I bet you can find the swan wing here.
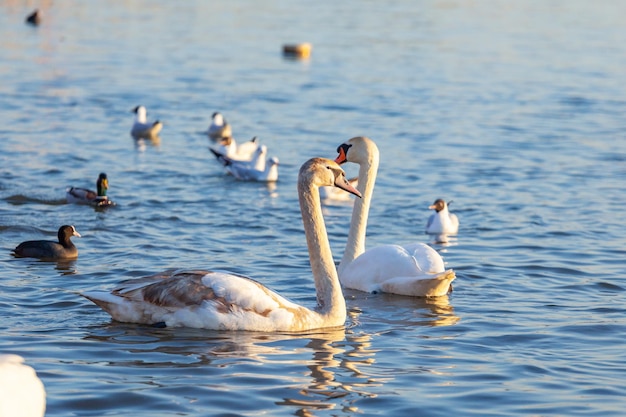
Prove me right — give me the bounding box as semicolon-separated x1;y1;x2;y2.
340;244;447;293
340;245;422;291
379;269;455;297
402;242;446;273
82;269;308;331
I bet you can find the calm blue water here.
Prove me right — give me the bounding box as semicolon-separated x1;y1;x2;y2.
1;1;625;415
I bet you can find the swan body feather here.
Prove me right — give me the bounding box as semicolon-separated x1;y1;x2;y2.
0;354;46;417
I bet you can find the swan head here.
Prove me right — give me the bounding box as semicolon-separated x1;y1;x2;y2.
429;199;449;213
268;156;279;166
334;136;378;165
299;158;361;198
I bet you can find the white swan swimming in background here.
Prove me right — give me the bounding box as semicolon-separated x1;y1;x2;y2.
334;136;455;297
130;105;163;139
82;158;361;331
66;172;115;207
0;354;46;417
426;199;459;235
207;112;232;141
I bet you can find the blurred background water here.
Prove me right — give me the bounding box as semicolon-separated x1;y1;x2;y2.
1;0;625;415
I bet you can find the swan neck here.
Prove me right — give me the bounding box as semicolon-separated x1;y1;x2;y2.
338;154;378;274
298;180;346;320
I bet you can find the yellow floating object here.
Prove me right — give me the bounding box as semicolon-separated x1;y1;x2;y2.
282;43;312;59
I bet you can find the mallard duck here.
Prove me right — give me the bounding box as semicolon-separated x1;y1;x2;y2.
66;173;115;207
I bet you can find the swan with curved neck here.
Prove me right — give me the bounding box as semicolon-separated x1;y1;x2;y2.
82;158;360;331
334;136;455;297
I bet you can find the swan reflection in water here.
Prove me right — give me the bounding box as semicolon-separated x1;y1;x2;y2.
81;295;457;415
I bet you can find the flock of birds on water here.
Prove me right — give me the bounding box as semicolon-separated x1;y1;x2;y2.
5;109;461;415
4;10;462;415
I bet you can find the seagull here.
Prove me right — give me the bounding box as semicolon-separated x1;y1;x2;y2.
426;199;459;235
210;136;260;162
130;105;163;139
219;147;279;182
207;112;232;141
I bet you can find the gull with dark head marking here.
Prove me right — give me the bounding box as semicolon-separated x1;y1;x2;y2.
426;199;459;235
130;105;162;139
207;112;232;141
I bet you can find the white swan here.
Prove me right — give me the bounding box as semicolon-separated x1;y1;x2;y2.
334;136;455;297
130;105;163;139
207;112;232;141
66;172;115;207
426;199;459;235
0;354;46;417
82;158;361;331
